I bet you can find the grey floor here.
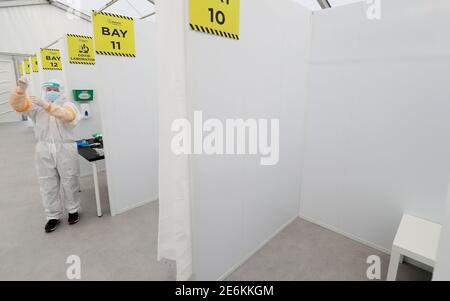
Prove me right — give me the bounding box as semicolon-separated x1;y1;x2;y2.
226;218;431;281
0;122;175;280
0;122;431;281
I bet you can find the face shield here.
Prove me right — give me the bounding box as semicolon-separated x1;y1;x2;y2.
42;81;62;103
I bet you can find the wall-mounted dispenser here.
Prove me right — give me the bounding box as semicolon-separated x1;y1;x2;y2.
73;89;94;120
80;103;91;119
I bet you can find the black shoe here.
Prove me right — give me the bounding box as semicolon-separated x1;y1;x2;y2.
45;219;60;233
68;212;80;225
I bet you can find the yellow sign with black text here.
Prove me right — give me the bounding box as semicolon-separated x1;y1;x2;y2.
93;11;136;57
189;0;240;40
24;59;30;74
31;55;39;72
40;49;62;70
67;34;95;65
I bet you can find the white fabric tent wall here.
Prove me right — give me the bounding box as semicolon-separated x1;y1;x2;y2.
55;0;155;19
293;0;366;11
300;0;450;252
0;4;90;54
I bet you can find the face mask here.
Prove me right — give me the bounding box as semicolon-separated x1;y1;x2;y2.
46;91;60;102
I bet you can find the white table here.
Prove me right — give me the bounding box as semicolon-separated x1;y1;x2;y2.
387;214;441;281
78;146;105;217
91;162;103;217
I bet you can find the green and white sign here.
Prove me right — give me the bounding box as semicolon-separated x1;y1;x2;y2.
73;89;94;102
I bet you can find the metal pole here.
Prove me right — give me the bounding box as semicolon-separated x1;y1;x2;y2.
317;0;331;9
98;0;120;12
140;0;156;19
43;37;63;50
140;12;155;20
0;52;32;57
48;0;91;22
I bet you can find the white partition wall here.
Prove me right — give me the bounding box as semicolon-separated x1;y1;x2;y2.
158;0;450;281
95;20;158;216
60;34;102;141
60;34;104;177
300;0;450;251
185;0;312;280
434;182;450;281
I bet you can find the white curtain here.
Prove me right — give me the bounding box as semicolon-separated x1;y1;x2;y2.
156;0;193;281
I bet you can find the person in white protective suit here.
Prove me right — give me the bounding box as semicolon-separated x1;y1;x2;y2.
10;76;82;233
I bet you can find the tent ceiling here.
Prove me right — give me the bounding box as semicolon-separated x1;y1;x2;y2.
0;0;48;8
0;0;369;14
55;0;155;18
293;0;366;11
0;0;155;19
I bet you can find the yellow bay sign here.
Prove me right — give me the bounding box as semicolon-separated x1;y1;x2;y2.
40;49;62;70
24;59;30;74
31;55;39;73
93;11;136;57
189;0;240;40
67;34;95;65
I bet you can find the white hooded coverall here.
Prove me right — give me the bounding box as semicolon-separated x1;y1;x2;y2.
10;81;82;220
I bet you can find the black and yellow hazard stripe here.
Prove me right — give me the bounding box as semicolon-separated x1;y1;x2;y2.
95;50;136;58
69;61;96;65
41;48;60;52
189;23;239;40
69;56;95;65
67;34;93;40
42;67;63;70
93;11;134;21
